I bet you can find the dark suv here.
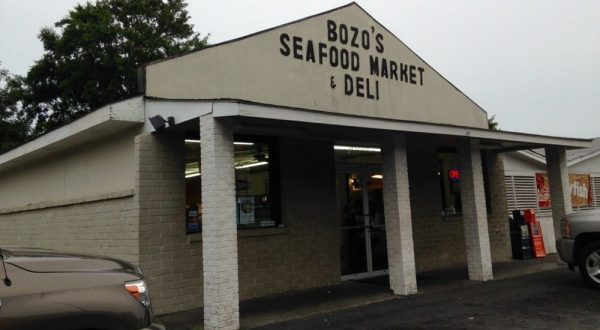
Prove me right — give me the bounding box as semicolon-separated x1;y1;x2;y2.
0;247;164;330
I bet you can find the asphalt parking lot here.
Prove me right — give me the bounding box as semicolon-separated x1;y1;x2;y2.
257;268;600;329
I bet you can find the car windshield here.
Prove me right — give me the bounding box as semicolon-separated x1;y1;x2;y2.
0;247;10;259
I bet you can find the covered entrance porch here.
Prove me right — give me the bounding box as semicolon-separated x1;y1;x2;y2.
144;99;588;328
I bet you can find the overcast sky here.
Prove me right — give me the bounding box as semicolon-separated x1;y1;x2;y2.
1;0;598;138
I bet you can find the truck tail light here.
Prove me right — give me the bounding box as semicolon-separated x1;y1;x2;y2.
125;279;152;312
561;218;571;239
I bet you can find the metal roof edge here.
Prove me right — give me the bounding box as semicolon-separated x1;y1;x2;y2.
568;149;600;167
515;150;547;165
229;102;592;149
0;97;145;170
468;129;591;148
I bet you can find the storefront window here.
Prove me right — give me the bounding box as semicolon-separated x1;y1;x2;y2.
438;149;462;216
185;139;202;234
184;136;281;234
234;138;281;229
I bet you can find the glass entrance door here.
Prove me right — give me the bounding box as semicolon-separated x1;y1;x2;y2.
338;167;388;279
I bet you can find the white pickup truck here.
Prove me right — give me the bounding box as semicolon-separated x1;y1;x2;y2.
556;209;600;289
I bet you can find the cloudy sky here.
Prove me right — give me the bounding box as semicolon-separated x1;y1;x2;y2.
1;0;598;138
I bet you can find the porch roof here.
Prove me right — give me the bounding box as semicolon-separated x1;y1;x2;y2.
208;101;592;151
0;98;591;174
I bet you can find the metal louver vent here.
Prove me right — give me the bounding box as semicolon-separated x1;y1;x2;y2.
504;175;537;216
505;175;600;217
593;176;600;208
573;176;597;212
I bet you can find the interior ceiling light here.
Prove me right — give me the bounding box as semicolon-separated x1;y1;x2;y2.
185;172;201;178
235;161;268;169
371;174;383;179
184;139;254;146
334;145;381;152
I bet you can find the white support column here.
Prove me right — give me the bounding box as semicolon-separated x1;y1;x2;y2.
200;114;239;330
545;146;572;242
458;138;493;281
382;133;417;295
485;151;512;261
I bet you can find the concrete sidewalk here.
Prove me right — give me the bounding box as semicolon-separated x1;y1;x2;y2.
156;255;561;329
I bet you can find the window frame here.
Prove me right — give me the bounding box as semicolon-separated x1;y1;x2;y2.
184;134;283;234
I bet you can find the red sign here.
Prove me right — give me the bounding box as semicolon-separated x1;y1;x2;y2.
535;173;551;208
449;168;460;182
535;173;592;208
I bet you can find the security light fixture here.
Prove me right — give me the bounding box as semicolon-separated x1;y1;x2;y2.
149;115;175;130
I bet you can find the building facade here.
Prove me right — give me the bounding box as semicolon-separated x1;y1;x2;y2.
0;4;592;329
504;139;600;252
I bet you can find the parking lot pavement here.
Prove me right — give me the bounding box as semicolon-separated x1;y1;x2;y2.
256;268;600;329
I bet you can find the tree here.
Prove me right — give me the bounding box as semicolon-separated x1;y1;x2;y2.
22;0;207;135
488;114;499;131
0;65;32;152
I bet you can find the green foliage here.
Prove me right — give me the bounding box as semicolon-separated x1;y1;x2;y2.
488;114;499;131
0;66;32;153
21;0;207;135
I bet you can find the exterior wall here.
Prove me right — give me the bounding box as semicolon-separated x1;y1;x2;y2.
407;143;511;271
0;127;141;262
1;120;556;316
0;127;140;209
538;216;557;253
570;156;600;173
135;134;339;314
503;152;545;175
503;151;600;254
145;4;488;129
407;142;467;271
503;152;555;253
134;132;202;316
0;196;139;262
238;138;340;299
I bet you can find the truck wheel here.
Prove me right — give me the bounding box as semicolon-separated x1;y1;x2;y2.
578;241;600;289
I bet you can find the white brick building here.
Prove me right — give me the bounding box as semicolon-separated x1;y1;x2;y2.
0;4;592;329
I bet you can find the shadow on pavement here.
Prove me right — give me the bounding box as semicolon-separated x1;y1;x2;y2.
157;255;562;329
